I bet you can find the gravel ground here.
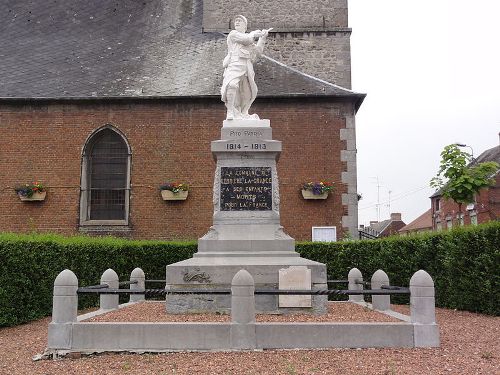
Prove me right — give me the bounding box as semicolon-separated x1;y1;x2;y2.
0;303;498;375
87;301;401;323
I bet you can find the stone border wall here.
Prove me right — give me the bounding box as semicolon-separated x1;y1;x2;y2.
46;268;439;354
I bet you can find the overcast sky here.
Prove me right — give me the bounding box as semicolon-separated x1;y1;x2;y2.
348;0;500;226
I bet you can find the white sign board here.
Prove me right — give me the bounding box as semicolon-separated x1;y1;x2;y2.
312;226;337;242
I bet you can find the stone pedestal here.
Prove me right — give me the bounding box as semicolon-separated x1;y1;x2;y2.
166;119;327;314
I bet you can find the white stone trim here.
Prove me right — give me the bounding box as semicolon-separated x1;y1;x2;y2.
340;113;358;238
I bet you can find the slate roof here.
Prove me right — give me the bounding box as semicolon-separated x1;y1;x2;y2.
430;144;500;198
0;0;364;107
365;215;406;237
368;219;391;235
475;144;500;165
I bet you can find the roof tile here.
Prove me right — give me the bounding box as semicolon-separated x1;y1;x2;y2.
0;0;364;104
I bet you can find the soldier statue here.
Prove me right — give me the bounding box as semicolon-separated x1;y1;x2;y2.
221;15;272;120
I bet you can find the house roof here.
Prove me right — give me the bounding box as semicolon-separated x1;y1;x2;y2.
0;0;365;108
368;219;392;234
475;144;500;164
430;144;500;198
398;208;432;233
366;214;406;237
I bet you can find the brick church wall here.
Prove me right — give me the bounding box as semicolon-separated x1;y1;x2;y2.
0;98;353;240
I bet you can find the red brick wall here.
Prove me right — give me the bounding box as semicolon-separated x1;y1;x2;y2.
430;173;500;230
0;98;352;240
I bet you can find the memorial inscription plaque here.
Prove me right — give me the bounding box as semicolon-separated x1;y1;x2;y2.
220;167;272;211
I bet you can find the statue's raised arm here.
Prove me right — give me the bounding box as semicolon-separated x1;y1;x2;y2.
221;15;271;120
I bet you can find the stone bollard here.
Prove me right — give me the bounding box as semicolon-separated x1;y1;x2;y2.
230;269;256;349
348;268;364;303
410;270;440;347
371;269;390;311
100;268;119;310
48;269;78;349
129;267;145;303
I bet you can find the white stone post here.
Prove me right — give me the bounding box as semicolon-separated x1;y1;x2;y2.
48;269;78;349
410;270;440;347
100;268;119;310
371;269;390;311
129;267;145;303
230;269;256;349
348;268;364;302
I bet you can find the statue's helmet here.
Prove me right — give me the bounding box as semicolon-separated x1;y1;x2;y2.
234;15;248;29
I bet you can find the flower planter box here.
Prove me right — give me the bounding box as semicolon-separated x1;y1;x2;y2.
161;190;188;201
301;190;328;200
18;191;46;201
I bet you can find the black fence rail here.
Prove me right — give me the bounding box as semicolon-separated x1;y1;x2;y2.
78;276;408;299
119;280;138;286
77;286;410;298
358;228;380;240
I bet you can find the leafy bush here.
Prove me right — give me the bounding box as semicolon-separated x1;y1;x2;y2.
0;222;498;326
297;222;499;314
0;233;196;326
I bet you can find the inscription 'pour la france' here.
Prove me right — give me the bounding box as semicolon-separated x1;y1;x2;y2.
220;167;272;211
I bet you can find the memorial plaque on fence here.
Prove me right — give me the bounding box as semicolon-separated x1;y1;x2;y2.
220;167;272;211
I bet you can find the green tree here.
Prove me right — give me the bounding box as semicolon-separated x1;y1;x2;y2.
430;144;499;213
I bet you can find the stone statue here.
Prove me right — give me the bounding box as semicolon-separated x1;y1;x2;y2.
221;15;272;120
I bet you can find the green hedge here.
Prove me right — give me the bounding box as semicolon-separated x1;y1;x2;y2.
1;222;498;326
297;222;500;315
0;234;196;326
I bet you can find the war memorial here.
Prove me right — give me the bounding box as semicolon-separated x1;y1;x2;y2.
165;15;327;314
45;16;439;355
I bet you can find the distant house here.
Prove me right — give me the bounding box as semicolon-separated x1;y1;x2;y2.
430;142;500;231
398;209;432;235
359;213;406;239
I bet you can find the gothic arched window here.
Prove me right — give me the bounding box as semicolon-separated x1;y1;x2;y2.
80;126;131;226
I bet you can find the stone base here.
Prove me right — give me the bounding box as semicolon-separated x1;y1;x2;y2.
165;256;327;314
198;224;296;254
165;117;328;314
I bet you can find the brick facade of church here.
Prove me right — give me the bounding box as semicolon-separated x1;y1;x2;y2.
0;97;353;240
